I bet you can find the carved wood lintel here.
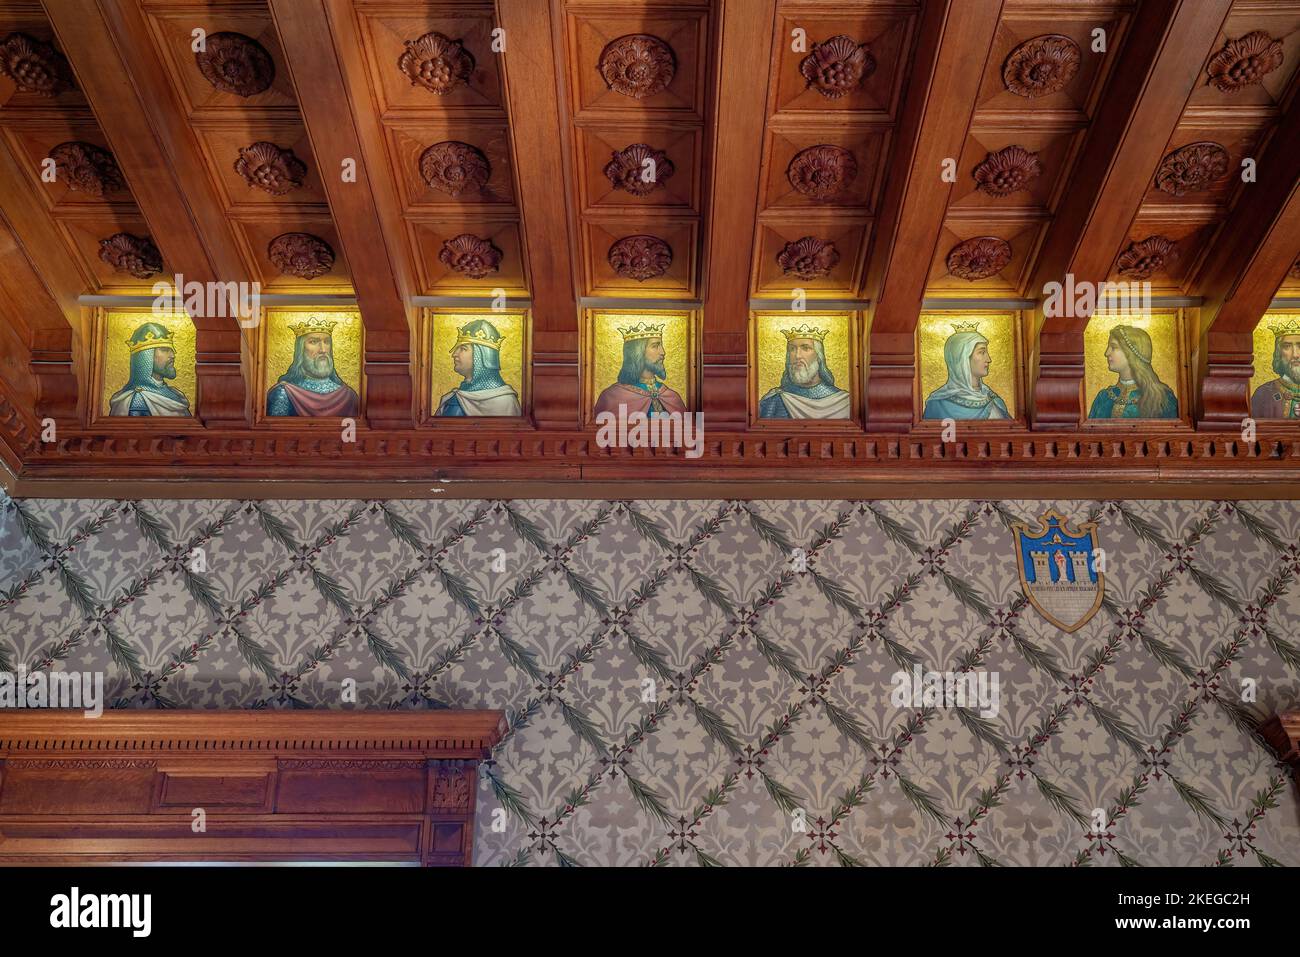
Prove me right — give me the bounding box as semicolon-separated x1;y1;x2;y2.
1030;335;1086;430
864;332;917;432
1198;329;1255;431
530;329;580;430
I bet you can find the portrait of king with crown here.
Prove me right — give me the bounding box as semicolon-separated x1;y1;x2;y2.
593;320;687;419
1250;318;1300;420
757;322;851;419
265;315;360;417
922;320;1012;421
107;321;192;417
435;318;522;416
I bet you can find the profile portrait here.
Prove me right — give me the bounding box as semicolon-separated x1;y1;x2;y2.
429;312;524;417
754;314;852;420
590;311;691;419
100;311;195;418
920;320;1013;421
1249;316;1300;420
263;311;362;418
1085;321;1179;420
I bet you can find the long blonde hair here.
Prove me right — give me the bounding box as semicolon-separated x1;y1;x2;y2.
1109;325;1167;418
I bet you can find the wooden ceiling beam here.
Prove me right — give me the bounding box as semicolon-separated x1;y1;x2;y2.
496;0;581;429
1028;0;1233;429
1197;104;1300;429
43;0;250;427
862;0;1004;432
269;0;415;430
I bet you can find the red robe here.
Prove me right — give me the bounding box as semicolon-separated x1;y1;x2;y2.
281;381;359;417
594;382;686;417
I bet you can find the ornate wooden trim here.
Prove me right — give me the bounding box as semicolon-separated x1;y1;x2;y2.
0;710;506;866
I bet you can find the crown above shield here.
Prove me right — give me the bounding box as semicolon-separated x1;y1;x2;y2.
452;321;505;351
781;323;828;343
125;328;175;354
617;321;664;342
287;315;337;338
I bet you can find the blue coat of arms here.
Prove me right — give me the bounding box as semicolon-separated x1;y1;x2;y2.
1011;509;1105;633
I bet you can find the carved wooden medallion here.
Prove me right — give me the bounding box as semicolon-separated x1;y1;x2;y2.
973;145;1042;197
0;32;74;96
608;235;672;281
1116;236;1175;280
1002;35;1080;97
777;237;840;280
99;233;163;279
1206;31;1284;93
1154;142;1228;196
603;143;674;196
48;142;124;196
194;32;275;97
398;32;474;94
268;232;335;280
438;234;502;278
946;237;1011;281
419;141;491;195
799;35;875;99
598;34;676;98
235;142;307;196
787;145;857;200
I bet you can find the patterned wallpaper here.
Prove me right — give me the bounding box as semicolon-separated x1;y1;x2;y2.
1;493;1298;867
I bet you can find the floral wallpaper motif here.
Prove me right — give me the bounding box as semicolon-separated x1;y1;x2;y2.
1;494;1297;866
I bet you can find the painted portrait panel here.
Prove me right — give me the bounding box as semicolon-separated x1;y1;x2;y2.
1084;312;1182;421
1249;313;1300;420
100;310;196;418
917;313;1018;421
589;310;692;420
429;310;526;417
262;309;363;419
753;312;853;420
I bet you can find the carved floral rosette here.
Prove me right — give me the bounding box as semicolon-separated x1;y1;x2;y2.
786;145;857;200
48;141;125;196
799;35;875;99
973;145;1042;197
1116;236;1175;280
398;32;475;95
419;141;491;195
603;143;674;196
1002;35;1080;98
1154;142;1228;197
946;237;1011;281
0;32;74;97
268;232;335;280
438;234;502;279
608;235;672;281
777;237;840;280
234;142;307;196
99;233;163;279
1206;31;1284;93
194;32;275;97
598;34;676;99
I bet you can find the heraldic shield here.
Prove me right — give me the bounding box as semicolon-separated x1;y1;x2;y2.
1012;509;1105;633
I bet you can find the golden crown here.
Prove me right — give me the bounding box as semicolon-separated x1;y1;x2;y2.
287;316;337;338
950;320;981;333
781;323;828;343
1270;318;1300;337
617;321;664;342
125;328;175;354
452;321;505;352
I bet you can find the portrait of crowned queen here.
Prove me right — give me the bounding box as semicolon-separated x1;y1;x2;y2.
758;322;851;419
107;322;192;417
922;321;1011;421
265;315;360;418
593;320;687;418
435;318;522;416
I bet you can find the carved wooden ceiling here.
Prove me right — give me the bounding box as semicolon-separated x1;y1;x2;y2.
1;0;1299;490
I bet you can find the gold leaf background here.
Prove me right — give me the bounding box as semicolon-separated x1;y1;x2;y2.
1083;310;1182;418
263;309;363;401
917;312;1018;419
590;310;691;412
100;310;196;416
754;312;852;417
429;310;525;412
